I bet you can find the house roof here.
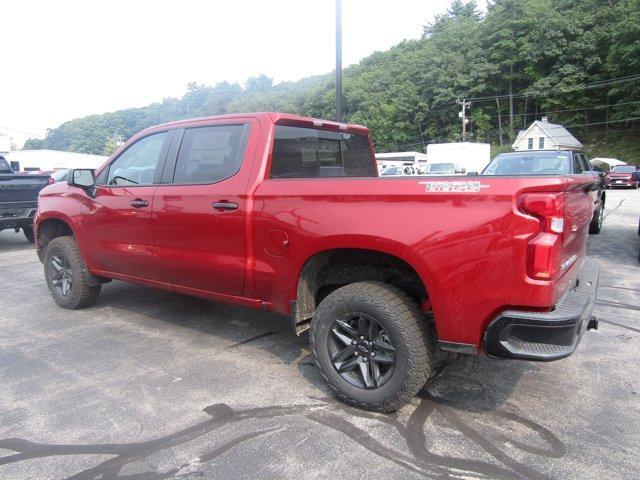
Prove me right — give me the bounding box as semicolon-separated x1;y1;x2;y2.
514;121;583;149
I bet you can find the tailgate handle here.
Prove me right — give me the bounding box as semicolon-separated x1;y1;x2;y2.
129;198;149;208
212;201;238;211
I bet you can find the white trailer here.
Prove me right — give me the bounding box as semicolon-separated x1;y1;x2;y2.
425;142;491;175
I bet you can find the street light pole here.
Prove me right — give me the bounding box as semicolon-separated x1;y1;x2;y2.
335;0;343;122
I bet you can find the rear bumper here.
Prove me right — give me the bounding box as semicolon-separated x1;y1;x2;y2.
0;206;37;230
483;258;600;361
606;179;637;187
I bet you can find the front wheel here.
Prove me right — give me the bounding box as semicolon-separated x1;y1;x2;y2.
44;236;101;309
589;204;604;234
310;281;433;412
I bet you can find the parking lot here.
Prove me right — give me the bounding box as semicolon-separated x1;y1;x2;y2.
0;189;638;480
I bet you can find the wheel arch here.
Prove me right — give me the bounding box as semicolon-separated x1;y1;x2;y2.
35;214;77;262
292;243;434;334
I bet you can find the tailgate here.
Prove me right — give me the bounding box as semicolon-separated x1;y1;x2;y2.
561;178;594;275
0;175;50;204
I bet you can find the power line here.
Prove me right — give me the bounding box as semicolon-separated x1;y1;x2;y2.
0;124;42;137
457;74;640;104
486;99;640;119
377;116;640;152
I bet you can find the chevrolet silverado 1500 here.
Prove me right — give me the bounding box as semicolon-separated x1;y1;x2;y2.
35;113;600;411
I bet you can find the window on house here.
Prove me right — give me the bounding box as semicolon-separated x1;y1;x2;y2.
539;137;545;149
527;138;534;150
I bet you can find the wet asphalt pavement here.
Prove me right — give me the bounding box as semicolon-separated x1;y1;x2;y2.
0;189;638;479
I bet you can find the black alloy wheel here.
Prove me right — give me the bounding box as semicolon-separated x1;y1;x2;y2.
328;313;396;389
50;253;73;297
310;281;433;412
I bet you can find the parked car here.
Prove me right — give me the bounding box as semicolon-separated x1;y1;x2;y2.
424;162;456;175
0;155;52;242
28;169;70;183
605;165;639;189
482;150;606;234
380;165;423;176
50;169;69;183
35;113;600;412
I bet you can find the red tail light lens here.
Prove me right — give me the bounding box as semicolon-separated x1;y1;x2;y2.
519;192;565;280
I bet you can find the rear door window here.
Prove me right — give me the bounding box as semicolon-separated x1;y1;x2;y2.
172;124;249;184
270;126;375;178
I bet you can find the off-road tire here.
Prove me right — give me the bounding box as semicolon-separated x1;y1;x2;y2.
23;227;35;243
589;203;604;234
310;281;433;412
44;236;101;309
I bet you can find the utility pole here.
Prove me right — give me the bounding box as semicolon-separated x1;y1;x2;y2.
457;99;470;141
335;0;343;122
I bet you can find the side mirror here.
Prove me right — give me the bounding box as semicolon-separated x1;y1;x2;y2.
597;171;606;178
68;169;96;188
632;171;640;181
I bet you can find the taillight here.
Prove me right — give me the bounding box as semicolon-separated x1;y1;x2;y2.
519;192;565;280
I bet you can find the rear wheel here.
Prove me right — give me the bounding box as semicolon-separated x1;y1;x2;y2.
23;227;35;243
589;203;604;234
44;236;101;309
310;281;433;412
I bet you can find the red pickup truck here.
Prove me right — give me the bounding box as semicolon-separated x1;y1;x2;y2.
34;113;600;411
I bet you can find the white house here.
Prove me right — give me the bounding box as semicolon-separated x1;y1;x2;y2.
512;118;583;151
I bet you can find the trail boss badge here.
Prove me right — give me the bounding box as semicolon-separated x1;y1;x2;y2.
418;181;490;193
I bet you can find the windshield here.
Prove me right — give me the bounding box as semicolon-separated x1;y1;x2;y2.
381;166;402;176
483;152;571;175
0;156;12;174
611;165;636;173
51;169;69;182
427;163;454;174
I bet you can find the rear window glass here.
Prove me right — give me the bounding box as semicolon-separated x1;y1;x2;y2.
611;165;636;173
270;125;375;178
483;152;571;175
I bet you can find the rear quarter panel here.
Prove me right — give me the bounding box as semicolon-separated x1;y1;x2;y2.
252;175;577;347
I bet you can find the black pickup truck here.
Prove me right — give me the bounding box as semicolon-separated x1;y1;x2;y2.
0;155;51;242
482;150;606;234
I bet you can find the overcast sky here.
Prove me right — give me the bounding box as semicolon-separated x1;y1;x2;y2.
1;0;486;146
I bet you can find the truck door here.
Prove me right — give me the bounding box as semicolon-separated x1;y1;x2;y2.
150;120;257;296
81;130;171;278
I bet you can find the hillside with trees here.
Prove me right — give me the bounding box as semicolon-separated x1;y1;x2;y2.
24;0;640;162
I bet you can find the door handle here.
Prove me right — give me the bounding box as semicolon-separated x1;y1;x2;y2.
212;201;238;211
130;198;149;208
